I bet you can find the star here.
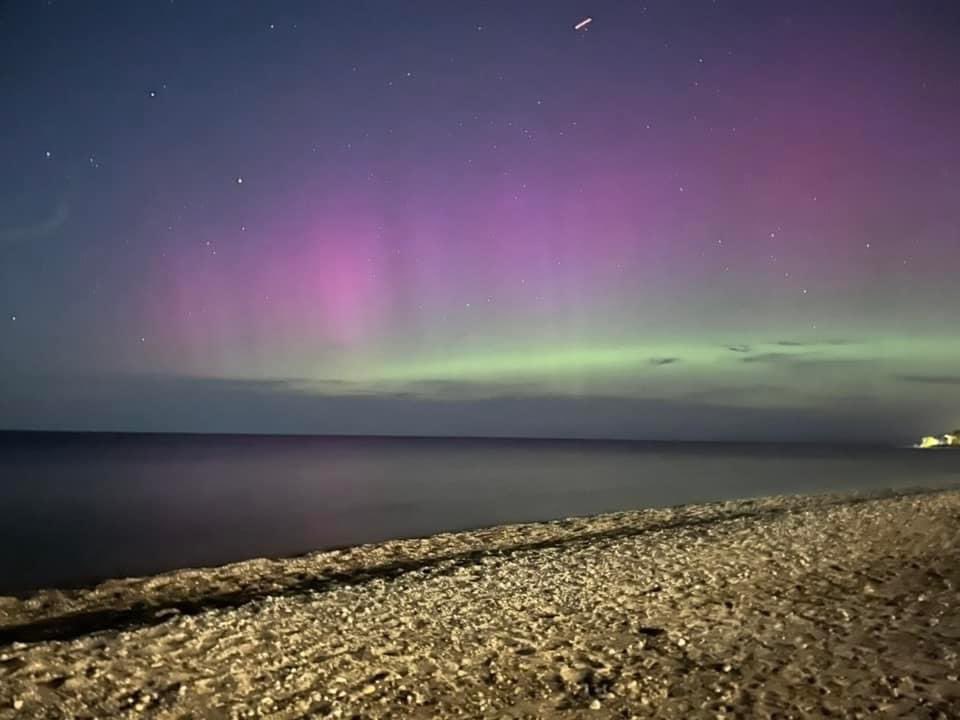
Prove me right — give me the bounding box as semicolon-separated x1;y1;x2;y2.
44;151;52;159
236;176;244;184
10;315;16;321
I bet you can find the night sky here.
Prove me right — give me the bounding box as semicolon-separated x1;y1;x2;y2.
2;1;959;442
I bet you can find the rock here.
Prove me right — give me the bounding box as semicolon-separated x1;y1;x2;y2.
12;699;24;710
589;699;602;710
559;666;588;686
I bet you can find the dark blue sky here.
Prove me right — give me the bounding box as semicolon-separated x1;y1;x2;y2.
2;1;959;441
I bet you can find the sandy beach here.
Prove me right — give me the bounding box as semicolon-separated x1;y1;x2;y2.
2;487;959;718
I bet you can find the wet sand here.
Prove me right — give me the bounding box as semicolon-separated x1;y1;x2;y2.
2;487;959;718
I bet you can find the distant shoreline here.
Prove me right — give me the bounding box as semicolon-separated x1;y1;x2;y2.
0;428;913;448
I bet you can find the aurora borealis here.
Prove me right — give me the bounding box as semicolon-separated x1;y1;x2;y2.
1;1;959;441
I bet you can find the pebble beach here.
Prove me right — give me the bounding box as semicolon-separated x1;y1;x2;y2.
2;487;959;719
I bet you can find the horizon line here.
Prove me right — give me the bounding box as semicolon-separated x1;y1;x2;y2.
0;428;908;447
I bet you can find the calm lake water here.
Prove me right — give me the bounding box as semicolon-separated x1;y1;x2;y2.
1;432;958;594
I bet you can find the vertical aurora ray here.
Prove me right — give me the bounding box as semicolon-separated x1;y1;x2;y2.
1;1;958;437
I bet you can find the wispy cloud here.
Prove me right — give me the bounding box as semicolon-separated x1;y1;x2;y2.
775;339;856;347
741;352;870;369
0;371;930;443
379;378;552;400
0;201;70;249
896;375;960;386
741;352;798;364
649;357;680;366
792;357;871;368
732;337;865;368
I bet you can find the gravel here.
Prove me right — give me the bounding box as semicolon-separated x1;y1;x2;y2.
1;487;958;718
